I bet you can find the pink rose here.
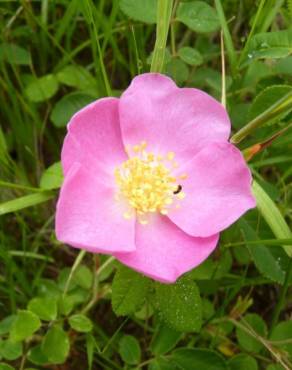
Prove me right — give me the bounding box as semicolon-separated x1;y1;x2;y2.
56;73;255;283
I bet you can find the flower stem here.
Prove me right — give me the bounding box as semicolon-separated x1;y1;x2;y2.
269;258;292;334
63;249;86;297
150;0;174;73
230;90;292;144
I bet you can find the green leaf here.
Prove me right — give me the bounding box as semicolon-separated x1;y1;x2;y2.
41;325;70;364
0;364;15;370
0;340;22;361
150;325;181;355
252;181;292;256
50;92;94;127
236;313;267;353
274;56;292;76
239;219;287;284
73;265;93;290
118;335;141;365
111;265;150;316
0;316;16;336
0;43;31;65
25;74;59;102
28;297;58;321
165;59;189;84
0;192;54;216
68;314;93;333
27;345;49;366
154;278;202;332
178;47;203;66
40;162;63;190
176;1;220;33
267;365;285;370
248;85;292;125
270;320;292;358
120;0;157;24
149;358;177;370
228;354;258;370
171;348;227;370
247;30;292;63
56;65;96;90
9;310;41;342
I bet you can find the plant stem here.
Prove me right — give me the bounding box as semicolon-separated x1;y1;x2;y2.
252;180;292;257
230;90;292;144
237;0;266;68
82;256;115;314
150;0;173;73
214;0;236;75
270;258;292;333
63;249;86;297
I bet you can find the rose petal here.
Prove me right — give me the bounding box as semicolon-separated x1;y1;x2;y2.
56;163;136;253
119;73;230;161
169;142;256;237
62;97;127;180
115;215;219;283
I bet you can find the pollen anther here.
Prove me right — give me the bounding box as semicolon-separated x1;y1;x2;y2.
115;142;186;221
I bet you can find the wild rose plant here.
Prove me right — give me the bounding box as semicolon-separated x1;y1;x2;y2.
56;73;255;283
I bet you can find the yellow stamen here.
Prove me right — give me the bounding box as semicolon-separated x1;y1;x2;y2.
114;143;187;221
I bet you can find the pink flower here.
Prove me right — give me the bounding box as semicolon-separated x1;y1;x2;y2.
56;73;255;283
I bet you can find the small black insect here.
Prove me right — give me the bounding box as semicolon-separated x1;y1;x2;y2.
173;185;182;195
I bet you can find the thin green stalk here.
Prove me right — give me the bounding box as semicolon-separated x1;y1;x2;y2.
82;256;115;314
270;258;292;333
151;0;174;73
85;0;112;96
214;0;236;75
252;180;292;256
230;90;292;144
63;249;87;297
0;192;54;216
237;0;266;68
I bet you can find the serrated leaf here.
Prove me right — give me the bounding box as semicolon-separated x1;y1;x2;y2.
120;0;157;24
25;74;59;102
112;265;150;316
150;325;181;355
41;325;70;364
118;335;141;365
0;43;31;65
73;265;93;290
178;47;203;66
239;219;287;284
0;340;22;361
0;364;15;370
247;30;292;64
40;162;63;190
56;65;96;90
27;345;49;366
0;316;16;336
9;310;41;342
248;85;292;125
270;320;292;357
177;1;220;33
50;92;94;127
69;314;93;333
154;278;202;332
165;58;189;84
171;348;227;370
28;297;58;321
228;354;258;370
236;313;267;353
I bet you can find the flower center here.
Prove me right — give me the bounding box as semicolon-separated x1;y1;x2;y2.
114;142;186;224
